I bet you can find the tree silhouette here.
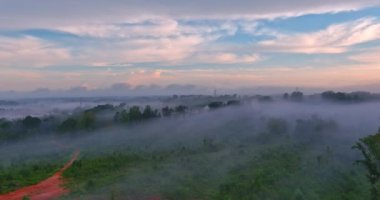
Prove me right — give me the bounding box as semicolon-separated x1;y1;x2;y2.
353;130;380;200
22;116;41;129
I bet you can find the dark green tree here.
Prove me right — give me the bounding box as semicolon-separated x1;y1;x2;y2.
142;105;159;119
0;118;11;131
283;93;289;100
175;105;188;113
353;129;380;200
208;102;224;109
227;100;240;106
22;116;41;129
79;111;96;130
59;118;78;132
128;106;142;121
162;106;174;117
113;111;121;122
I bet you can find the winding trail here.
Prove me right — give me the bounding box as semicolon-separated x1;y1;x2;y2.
0;150;80;200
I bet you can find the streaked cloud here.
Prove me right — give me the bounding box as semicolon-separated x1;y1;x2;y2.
1;0;379;29
57;19;181;39
258;18;380;54
0;36;71;68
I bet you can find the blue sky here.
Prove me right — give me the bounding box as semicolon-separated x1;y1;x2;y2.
0;0;380;92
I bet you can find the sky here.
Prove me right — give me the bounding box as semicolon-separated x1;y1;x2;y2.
1;0;380;94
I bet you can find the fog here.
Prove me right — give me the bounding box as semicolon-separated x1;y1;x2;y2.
2;99;380;160
1;99;379;199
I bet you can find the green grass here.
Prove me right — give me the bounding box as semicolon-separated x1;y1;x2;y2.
62;152;146;195
0;159;63;194
214;146;302;200
1;139;371;200
55;137;371;200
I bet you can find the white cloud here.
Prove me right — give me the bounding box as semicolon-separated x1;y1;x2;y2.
56;19;246;66
0;21;251;67
258;18;380;54
0;0;379;29
78;35;204;65
58;18;180;38
56;18;239;40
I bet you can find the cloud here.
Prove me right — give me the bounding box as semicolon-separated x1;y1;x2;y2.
0;26;207;68
57;18;180;39
258;18;380;54
0;36;71;67
0;1;380;92
55;18;238;42
0;0;379;29
195;53;261;64
0;21;249;68
51;19;241;66
76;35;204;65
53;19;255;66
1;3;378;68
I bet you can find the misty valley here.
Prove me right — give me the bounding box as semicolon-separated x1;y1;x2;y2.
3;0;380;199
0;91;380;199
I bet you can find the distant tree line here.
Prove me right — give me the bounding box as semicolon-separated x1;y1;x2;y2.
0;104;190;141
0;98;246;142
283;91;304;102
321;91;376;102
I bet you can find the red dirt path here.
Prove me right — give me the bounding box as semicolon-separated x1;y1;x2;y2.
0;151;80;200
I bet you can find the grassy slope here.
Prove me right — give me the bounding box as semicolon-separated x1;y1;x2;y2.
59;139;371;200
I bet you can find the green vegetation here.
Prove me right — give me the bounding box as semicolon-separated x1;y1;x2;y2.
0;157;64;193
63;152;145;194
216;147;302;199
55;140;371;200
2;95;380;199
353;129;380;200
55;114;372;199
0;104;185;140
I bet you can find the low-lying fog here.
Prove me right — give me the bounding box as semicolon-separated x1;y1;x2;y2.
1;100;379;165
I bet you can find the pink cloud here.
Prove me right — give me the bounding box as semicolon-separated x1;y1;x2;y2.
195;53;261;64
0;36;71;68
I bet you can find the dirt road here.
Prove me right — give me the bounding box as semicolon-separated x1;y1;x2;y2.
0;151;80;200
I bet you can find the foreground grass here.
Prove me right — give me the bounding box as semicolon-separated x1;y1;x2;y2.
59;141;371;200
62;152;145;195
0;154;66;194
0;137;371;200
